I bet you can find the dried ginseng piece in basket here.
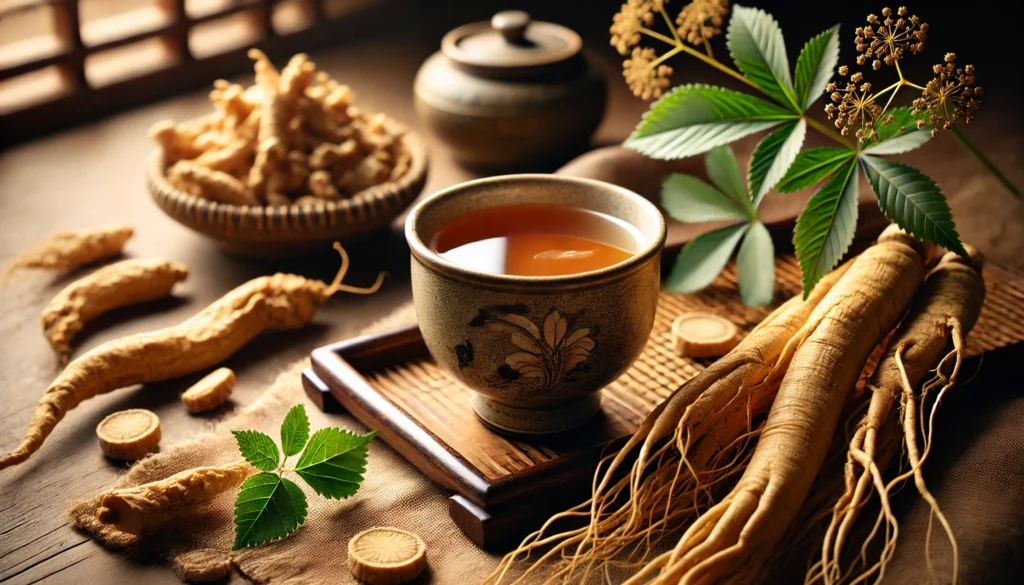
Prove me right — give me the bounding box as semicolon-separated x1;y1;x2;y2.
41;259;189;363
96;409;162;460
4;225;133;277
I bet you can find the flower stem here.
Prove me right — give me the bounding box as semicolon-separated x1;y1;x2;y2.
640;27;680;48
648;45;684;70
658;5;681;44
703;38;715;59
951;127;1021;198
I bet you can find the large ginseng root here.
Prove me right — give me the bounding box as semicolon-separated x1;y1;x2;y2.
624;227;928;585
810;247;985;585
0;244;383;470
488;258;855;585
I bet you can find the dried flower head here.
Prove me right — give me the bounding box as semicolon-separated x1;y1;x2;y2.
855;6;927;68
912;55;981;136
623;47;674;100
611;0;657;55
676;0;730;46
825;66;882;140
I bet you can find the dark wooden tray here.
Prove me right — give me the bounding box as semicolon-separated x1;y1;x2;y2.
302;323;684;549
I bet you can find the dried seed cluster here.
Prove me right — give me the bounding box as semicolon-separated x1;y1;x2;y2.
610;0;656;56
825;66;883;139
912;53;982;137
151;51;411;207
623;47;674;100
855;6;928;69
676;0;730;46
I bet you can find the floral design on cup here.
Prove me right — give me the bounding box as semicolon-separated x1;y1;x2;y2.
467;307;596;392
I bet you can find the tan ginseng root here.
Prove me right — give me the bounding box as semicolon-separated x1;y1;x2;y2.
488;259;855;585
96;459;255;534
810;247;985;585
615;227;928;585
0;244;384;470
3;225;133;278
42;259;189;363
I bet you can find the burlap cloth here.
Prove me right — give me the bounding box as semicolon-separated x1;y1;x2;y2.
69;303;501;583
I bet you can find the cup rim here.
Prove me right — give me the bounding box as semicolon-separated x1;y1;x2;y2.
405;174;667;289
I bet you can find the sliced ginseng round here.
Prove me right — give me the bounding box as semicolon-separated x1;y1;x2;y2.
181;367;236;414
672;312;740;358
348;527;427;585
96;409;161;460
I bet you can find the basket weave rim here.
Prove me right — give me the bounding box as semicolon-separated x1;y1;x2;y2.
146;128;428;231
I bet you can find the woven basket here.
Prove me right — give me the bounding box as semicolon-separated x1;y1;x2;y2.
147;130;428;258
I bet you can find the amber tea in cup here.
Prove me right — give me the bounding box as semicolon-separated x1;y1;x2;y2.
430;204;641;277
406;175;666;435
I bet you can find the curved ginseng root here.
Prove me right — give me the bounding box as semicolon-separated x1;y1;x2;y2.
629;226;928;585
0;243;383;470
42;258;189;363
811;247;984;585
96;459;256;534
3;225;134;279
487;259;854;585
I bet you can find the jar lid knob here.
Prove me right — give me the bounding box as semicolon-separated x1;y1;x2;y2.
491;10;531;44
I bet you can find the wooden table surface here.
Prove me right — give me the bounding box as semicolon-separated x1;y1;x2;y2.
1;2;1022;583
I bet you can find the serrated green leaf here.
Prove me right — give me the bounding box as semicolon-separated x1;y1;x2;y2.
280;404;310;457
737;221;775;306
794;25;840;110
233;430;280;472
727;5;797;109
704;145;749;204
665;223;749;293
862;107;931;155
233;473;308;549
776;147;855;193
860;155;966;255
625;85;797;160
794;161;860;296
661;174;752;223
748;118;807;206
294;428;376;500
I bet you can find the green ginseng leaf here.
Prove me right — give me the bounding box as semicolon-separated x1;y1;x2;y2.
747;119;807;206
727;5;798;110
232;430;280;472
775;147;855;193
704;145;749;204
626;84;797;160
860;155;966;256
233;473;308;549
737;221;776;307
793;25;840;111
280;404;310;457
665;223;749;294
794;160;860;296
661;173;752;223
294;428;376;500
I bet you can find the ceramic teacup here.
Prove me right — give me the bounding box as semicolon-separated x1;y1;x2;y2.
405;174;666;434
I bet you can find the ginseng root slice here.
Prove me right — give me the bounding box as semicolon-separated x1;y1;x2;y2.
671;312;740;358
348;527;427;585
96;409;161;460
181;368;236;414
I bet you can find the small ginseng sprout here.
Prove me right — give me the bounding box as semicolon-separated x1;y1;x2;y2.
231;404;376;549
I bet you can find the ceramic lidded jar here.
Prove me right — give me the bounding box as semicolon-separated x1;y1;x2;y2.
414;10;607;170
